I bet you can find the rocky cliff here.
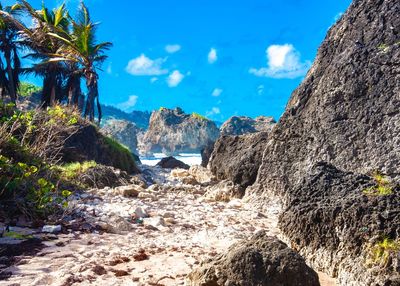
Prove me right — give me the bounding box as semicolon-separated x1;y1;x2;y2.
220;116;276;136
101;119;139;156
209;132;270;189
140;108;220;155
247;0;400;284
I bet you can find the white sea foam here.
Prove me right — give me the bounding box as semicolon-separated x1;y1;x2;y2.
140;153;202;166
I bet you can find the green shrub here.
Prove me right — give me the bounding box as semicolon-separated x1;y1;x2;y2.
191;112;208;121
367;238;400;267
17;82;42;97
363;171;394;196
59;161;97;179
102;136;137;173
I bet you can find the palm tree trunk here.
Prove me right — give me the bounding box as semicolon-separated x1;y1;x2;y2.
5;48;16;104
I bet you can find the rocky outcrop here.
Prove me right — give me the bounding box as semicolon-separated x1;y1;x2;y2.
279;162;400;285
200;141;215;167
140;108;220;155
209;132;270;188
187;231;320;286
156;156;190;170
101;119;139;156
246;0;400;284
220;116;276;136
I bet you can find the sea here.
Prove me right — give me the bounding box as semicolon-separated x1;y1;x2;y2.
140;153;202;166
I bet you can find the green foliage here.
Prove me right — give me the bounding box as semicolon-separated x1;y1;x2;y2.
59;161;97;179
4;231;33;240
363;171;394;196
17;82;42;97
377;43;389;52
0;153;72;216
102;136;137;173
191;112;208;121
47;105;79;126
159;107;166;111
367;238;400;267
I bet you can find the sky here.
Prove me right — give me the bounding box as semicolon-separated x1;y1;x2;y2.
4;0;352;121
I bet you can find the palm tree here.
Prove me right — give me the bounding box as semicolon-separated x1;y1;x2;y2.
18;1;71;107
49;3;111;123
0;2;23;104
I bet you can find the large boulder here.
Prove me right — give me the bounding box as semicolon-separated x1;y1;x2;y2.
140;108;220;155
200;141;215;167
209;131;270;188
220;116;276;136
101;119;139;156
279;162;400;285
156;156;190;170
247;0;400;284
187;231;320;286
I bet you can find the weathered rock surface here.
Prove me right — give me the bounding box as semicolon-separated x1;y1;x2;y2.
187;231;320;286
220;116;276;136
247;0;400;285
101;119;139;156
200;141;215;167
209;132;270;188
280;162;400;285
156;156;190;170
141;108;220;155
78;164;132;189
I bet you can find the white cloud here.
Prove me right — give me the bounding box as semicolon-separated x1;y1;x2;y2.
206;107;221;117
126;54;168;76
208;48;217;64
150;77;158;83
167;70;184;87
249;44;311;79
117;95;138;111
165;44;181;54
212;88;223;97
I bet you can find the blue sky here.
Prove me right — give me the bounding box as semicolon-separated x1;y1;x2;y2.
5;0;352;121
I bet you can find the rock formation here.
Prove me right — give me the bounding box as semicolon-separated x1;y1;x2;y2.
246;0;400;284
141;108;220;155
220;116;276;136
156;156;190;170
187;231;320;286
209;131;270;188
101;119;139;156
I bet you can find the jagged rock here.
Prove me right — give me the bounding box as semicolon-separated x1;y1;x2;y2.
140;107;220;155
248;0;400;284
204;180;244;202
220;116;276;136
209;132;270;188
279;162;400;285
157;156;190;170
200;141;215;167
101;119;140;157
113;184;144;197
187;231;320;286
78;164;131;188
188;165;215;184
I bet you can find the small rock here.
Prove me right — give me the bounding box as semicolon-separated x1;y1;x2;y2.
227;199;242;209
143;217;166;228
114;185;144;197
42;225;62;234
134;207;149;218
92;265;107;275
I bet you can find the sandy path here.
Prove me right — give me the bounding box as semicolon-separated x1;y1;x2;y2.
1;167;336;286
